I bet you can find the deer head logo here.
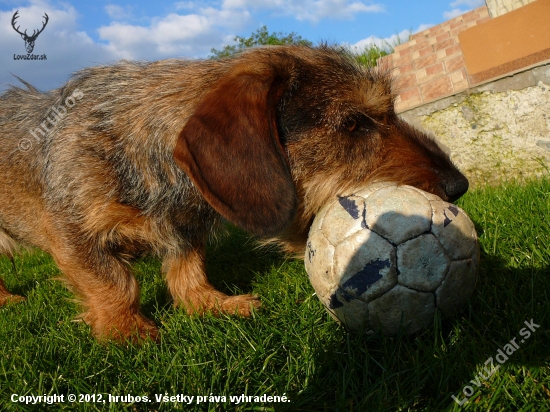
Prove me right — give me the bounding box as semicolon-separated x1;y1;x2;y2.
11;11;49;54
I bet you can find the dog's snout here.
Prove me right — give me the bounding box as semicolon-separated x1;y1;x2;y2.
443;175;469;203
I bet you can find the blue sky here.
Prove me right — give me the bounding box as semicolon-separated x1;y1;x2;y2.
0;0;485;91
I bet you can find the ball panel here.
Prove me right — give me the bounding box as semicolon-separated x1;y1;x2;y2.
333;229;397;303
397;234;450;292
364;186;432;244
309;201;331;236
368;285;435;335
436;259;477;316
431;201;478;260
305;230;335;306
321;196;366;246
329;296;370;332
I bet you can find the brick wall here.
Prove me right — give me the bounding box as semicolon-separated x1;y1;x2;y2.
379;6;490;113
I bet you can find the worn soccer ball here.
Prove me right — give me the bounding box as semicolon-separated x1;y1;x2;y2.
305;183;479;335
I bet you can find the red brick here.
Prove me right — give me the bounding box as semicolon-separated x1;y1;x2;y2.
445;54;465;73
411;31;429;41
450;26;467;37
393;53;413;67
411;39;431;52
393;43;410;53
425;62;445;77
420;76;453;101
396;63;414;75
445;44;462;57
436;32;450;43
400;86;420;99
462;10;480;24
418;45;434;57
398;47;412;58
434;37;455;52
427;27;443;37
395;87;422;112
399;86;422;103
395;72;418;91
449;19;463;30
414;53;437;70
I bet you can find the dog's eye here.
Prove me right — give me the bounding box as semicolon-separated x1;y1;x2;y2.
345;118;357;132
344;115;373;135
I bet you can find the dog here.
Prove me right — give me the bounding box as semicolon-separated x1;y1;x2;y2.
0;45;468;342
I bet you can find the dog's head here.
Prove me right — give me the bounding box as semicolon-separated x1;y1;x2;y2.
174;45;468;240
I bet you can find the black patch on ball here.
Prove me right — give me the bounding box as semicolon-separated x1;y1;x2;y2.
338;196;360;219
329;291;345;308
307;241;315;263
361;206;368;229
443;206;459;227
342;258;390;296
448;205;459;216
329;288;355;309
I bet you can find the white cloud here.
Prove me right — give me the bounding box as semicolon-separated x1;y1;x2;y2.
97;0;383;60
443;0;485;20
414;23;434;34
450;0;485;7
174;2;198;10
1;2;117;91
349;29;411;53
105;4;134;21
223;0;384;22
443;8;465;19
98;5;251;60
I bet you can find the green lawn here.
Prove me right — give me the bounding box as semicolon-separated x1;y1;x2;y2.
0;177;549;411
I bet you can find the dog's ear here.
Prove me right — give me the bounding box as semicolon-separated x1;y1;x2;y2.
174;63;297;237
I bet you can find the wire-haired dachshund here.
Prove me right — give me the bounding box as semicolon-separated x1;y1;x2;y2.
0;45;468;342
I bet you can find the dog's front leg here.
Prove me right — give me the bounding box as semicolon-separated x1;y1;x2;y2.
50;245;158;342
164;244;261;316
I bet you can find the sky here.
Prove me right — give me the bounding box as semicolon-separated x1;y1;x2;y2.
0;0;485;91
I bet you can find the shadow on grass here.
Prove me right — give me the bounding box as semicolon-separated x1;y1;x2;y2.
284;248;549;411
134;222;287;318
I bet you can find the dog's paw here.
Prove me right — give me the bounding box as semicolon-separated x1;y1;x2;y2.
177;293;261;317
218;294;261;316
83;311;159;344
0;294;26;306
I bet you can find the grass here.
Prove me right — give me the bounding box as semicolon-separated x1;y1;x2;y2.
0;177;549;411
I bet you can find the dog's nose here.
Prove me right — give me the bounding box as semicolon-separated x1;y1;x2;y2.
444;176;469;203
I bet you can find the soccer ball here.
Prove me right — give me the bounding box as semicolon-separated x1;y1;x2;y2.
305;182;479;335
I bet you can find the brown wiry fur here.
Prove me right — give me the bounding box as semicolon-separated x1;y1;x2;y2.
0;45;468;342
